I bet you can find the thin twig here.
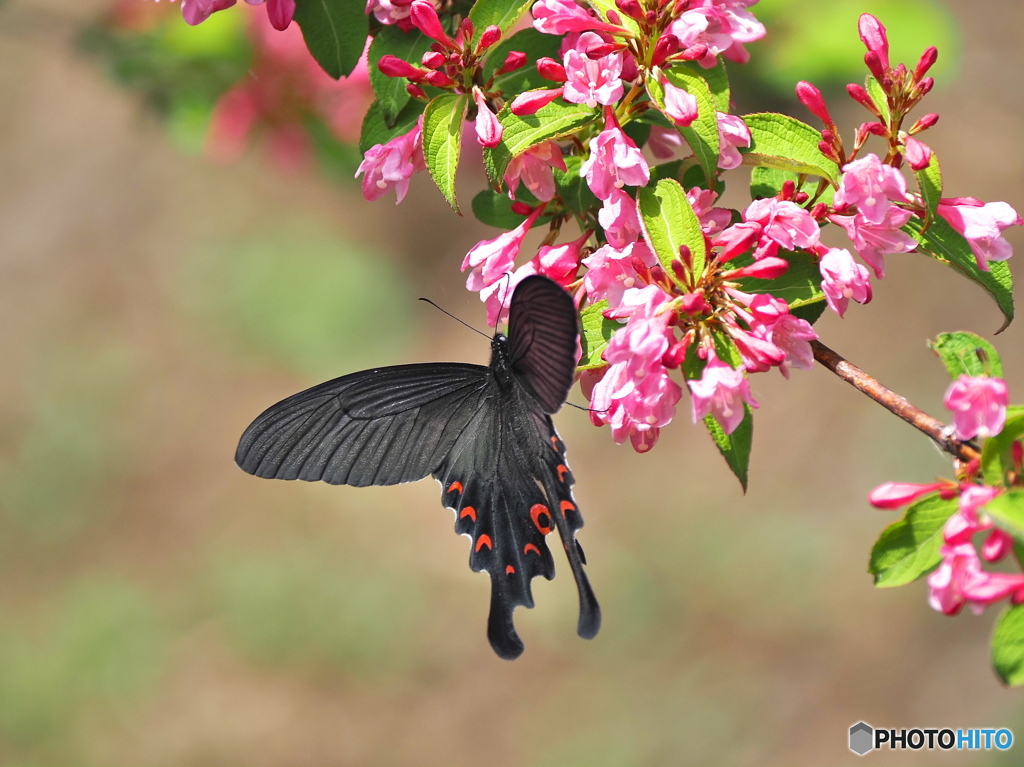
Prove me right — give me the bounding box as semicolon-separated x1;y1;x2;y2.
811;340;981;464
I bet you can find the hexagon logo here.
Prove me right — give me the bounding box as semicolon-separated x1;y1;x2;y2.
849;722;874;756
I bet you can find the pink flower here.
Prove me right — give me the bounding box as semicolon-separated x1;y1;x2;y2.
473;88;503;148
937;198;1022;271
928;543;1024;616
509;88;563;115
598;188;642;247
366;0;413;25
461;207;544;292
833;153;908;225
944;375;1009;441
716;112;750;169
659;74;698;127
903;136;932;170
688;353;758;434
603;287;672;379
355;118;424;203
868;481;947;509
943;484;1001;544
409;0;455;46
764;312;817;377
178;0;236;26
504;142;567;202
561;32;624;109
743;198;821;259
828;206;916;278
480;233;584;325
667;1;766;67
647;126;685;159
582;241;655;310
531;0;622;35
820;247;871;317
580;117;650;200
256;0;296;30
687;187;732;235
983;530;1014;563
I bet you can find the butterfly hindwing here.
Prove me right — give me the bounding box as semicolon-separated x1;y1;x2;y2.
236;363;489;486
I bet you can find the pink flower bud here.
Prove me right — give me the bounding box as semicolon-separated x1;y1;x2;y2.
510;201;534;215
458;18;474;43
510;88;562;115
662;340;689;369
858;14;890;71
680;43;709;62
587;41;623;58
795;81;834;127
478;24;501;52
1014;439;1023;472
846;83;880;115
903;136;932;170
410;1;455;48
660;76;698;127
863;51;888;84
911;113;939;133
868;481;946;509
679;292;710;316
537;57;568;82
817;141;840;163
473;88;503;148
615;0;644;21
605;8;622;25
916;77;934;96
496;50;527;74
423;69;455;87
421;51;445;69
915;46;938;81
652;34;681;67
378;55;424;80
727;256;789;280
406;83;428;99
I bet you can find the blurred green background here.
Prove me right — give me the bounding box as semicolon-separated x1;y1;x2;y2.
1;0;1023;764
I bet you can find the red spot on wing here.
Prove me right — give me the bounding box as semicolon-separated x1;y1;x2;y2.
557;464;569;482
460;506;477;521
530;504;553;535
550;436;560;450
447;481;464;494
560;500;576;513
505;565;516;575
523;544;541;556
475;534;493;552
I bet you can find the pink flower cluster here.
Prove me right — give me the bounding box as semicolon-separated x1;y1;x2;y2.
666;0;766;67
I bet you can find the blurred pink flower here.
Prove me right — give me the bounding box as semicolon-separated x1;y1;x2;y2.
937;198;1022;271
944;375;1009;441
355;117;425;203
562;32;624;109
582;241;655;309
928;542;1024;616
659;75;698;127
580;117;649;200
171;0;295;29
667;0;766;67
531;0;622;35
504;142;567;202
688;353;758;434
820;247;871;317
943;484;1001;544
833;153;908;225
868;481;947;509
716;112;750;169
598;188;642;247
903;136;932;170
647;126;685;159
366;0;413;26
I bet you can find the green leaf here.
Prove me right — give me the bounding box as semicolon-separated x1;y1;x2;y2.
293;0;368;79
472;189;528;229
678;59;730;113
868;494;955;587
740;112;839;185
992;604;1024;686
579;300;619;370
928;331;1003;379
484;28;562;95
554;155;598;218
585;0;641;35
864;75;891;124
735;250;826;310
704;410;752;492
914;151;942;222
982;407;1024;488
484;101;598;187
984;490;1024;543
749;166;834;206
663;68;720;186
368;28;433;125
359;99;424;154
905;217;1014;332
422;93;469;212
468;0;533;40
637;178;706;286
790;301;827;325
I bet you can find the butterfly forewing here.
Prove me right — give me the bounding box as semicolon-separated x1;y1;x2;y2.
507;275;579;413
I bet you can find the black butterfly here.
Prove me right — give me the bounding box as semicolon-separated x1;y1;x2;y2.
235;275;600;659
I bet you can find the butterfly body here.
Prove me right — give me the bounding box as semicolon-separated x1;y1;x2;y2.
236;276;599;659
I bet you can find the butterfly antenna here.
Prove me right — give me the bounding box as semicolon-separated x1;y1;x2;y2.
564;402;610;414
418;298;491;339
